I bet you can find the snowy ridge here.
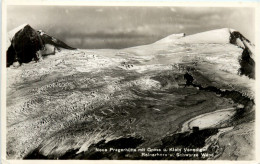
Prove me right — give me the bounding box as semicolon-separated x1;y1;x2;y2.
154;33;185;44
155;28;252;46
180;28;232;44
155;28;232;44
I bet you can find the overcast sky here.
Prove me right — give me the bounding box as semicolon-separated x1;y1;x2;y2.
7;6;255;49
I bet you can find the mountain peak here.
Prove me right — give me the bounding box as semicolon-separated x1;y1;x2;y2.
155;28;251;46
7;23;29;48
6;24;76;67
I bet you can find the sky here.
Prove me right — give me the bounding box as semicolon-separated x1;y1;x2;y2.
7;6;255;49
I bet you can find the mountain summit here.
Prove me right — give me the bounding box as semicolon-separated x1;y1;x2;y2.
6;24;76;67
156;28;252;45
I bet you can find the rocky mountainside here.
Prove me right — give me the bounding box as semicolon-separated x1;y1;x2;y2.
6;24;76;67
6;27;255;160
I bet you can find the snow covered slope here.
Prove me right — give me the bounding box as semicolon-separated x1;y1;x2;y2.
156;28;232;44
6;28;255;160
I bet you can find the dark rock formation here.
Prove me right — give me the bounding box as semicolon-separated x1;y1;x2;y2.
6;25;76;67
7;25;44;67
239;47;255;79
229;31;250;44
229;31;255;79
39;31;76;50
6;44;16;67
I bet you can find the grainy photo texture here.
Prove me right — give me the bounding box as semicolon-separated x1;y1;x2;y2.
5;5;255;160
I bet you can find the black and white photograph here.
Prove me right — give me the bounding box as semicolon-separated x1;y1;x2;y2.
1;1;259;162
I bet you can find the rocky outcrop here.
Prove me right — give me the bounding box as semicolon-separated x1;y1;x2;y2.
229;30;255;79
6;24;76;67
7;24;44;67
39;30;76;50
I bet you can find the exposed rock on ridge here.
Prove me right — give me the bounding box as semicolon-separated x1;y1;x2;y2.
6;24;76;67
